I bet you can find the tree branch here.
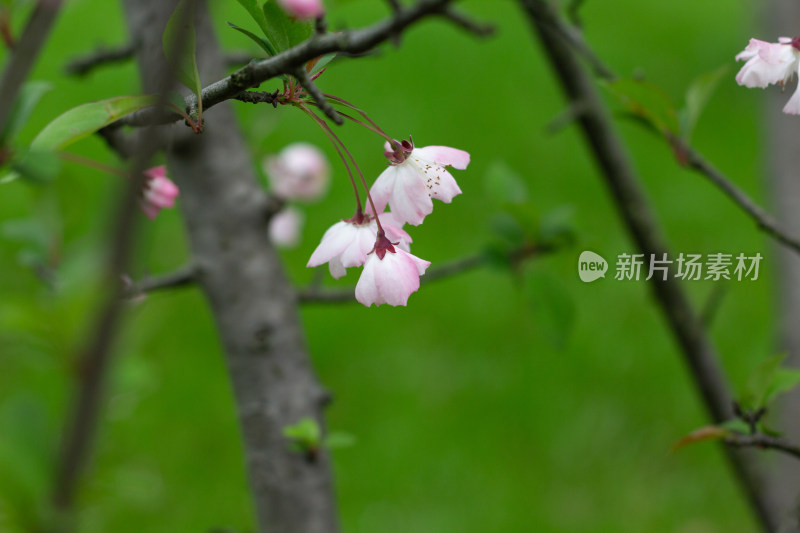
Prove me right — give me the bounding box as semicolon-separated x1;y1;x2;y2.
726;433;800;462
299;244;549;304
0;0;64;133
518;0;778;529
117;0;477;128
64;42;136;76
123;264;196;298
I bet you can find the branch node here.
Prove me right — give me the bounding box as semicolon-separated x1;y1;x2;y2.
294;67;342;125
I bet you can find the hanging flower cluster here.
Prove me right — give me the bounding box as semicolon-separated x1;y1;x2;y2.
735;37;800;114
307;136;469;307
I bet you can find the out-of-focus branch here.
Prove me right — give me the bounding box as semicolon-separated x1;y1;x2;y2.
536;4;800;258
299;244;549;304
64;42;136;76
726;433;800;462
437;6;495;37
0;0;64;133
117;0;489;128
124;264;196;298
518;0;778;529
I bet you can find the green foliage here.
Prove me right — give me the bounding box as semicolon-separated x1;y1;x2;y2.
484;160;529;205
30;95;157;150
680;65;728;141
8;148;60;184
163;0;203;121
232;0;313;56
283;417;321;453
740;353;800;411
526;269;576;350
603;78;680;137
1;81;51;145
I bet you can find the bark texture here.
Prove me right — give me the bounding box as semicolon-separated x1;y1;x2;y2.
120;1;339;532
766;2;800;530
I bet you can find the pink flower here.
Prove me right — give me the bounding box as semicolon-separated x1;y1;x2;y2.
140;166;179;219
306;211;411;279
355;234;430;307
736;37;800;114
269;207;304;248
264;143;330;202
370;138;469;226
277;0;324;19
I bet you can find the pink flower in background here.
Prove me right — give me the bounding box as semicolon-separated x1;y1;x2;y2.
370;138;470;226
277;0;324;19
140;166;179;219
735;37;800;114
355;234;430;307
306;212;410;279
265;143;330;202
269;207;304;248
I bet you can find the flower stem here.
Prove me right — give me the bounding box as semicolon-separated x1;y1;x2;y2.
59;152;129;178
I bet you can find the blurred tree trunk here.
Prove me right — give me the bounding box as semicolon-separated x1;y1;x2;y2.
120;1;340;532
766;1;800;530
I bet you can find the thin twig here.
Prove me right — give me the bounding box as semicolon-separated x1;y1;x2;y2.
518;0;777;529
299;244;548;304
726;433;800;461
124;264;196;298
64;42;135;76
438;7;495;37
116;0;468;128
293;67;342;124
0;0;64;134
233;90;279;106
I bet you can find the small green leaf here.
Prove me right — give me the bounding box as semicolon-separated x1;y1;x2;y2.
538;205;576;248
740;353;798;410
603;78;680;137
262;0;314;53
163;0;202;97
31;95;157;150
484;160;528;205
234;0;274;46
227;21;276;56
9;148;60;184
2;81;52;144
309;53;336;76
283;417;321;451
680;65;728;141
526;270;575;350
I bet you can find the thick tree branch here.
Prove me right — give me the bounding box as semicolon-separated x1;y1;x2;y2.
519;0;778;529
118;0;476;128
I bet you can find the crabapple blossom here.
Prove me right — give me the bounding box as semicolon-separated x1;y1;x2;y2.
355;234;430;307
306;211;411;279
370;138;470;226
269;207;304;248
264;143;330;202
735;37;800;114
139;165;179;219
277;0;324;19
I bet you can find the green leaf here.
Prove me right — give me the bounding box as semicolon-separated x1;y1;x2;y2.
309;53;336;76
1;81;52;144
9;147;60;184
262;0;314;53
283;417;321;450
484;160;528;205
526;270;575;350
538;205;577;248
603;78;680;137
680;65;728;141
163;0;202;98
31;95;157;150
234;0;273;44
739;353;800;410
227;21;276;56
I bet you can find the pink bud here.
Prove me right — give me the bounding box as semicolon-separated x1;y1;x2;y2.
140;166;179;219
264;143;330;202
269;207;304;248
277;0;324;19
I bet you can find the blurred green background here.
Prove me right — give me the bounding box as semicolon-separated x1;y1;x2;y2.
0;0;776;531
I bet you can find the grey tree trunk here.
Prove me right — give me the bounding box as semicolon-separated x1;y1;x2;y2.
120;1;340;532
765;1;800;530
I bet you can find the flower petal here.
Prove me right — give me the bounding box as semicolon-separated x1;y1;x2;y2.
307;221;354;267
414;145;470;170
